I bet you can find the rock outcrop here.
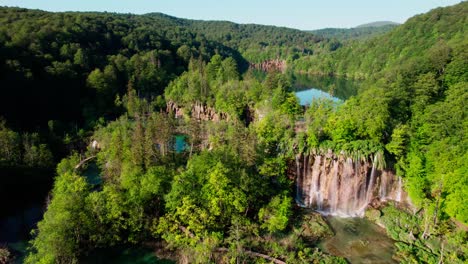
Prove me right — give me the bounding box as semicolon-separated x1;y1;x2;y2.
250;59;286;72
167;100;228;122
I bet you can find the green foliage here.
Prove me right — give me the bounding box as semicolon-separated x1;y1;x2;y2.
259;194;293;233
0;119;21;166
26;172;91;264
0;120;54;168
373;205;468;264
159;151;251;243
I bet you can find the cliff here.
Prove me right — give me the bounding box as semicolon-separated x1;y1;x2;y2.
166;100;229;122
250;59;287;72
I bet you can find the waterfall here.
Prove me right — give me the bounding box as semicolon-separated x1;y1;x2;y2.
309;155;322;209
379;172;388;200
396;176;402;202
329;160;339;213
295;151;404;217
366;154;377;204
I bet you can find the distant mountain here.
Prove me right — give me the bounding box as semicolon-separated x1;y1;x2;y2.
308;23;398;41
355;21;400;28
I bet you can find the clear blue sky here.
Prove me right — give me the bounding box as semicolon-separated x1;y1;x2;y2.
0;0;463;30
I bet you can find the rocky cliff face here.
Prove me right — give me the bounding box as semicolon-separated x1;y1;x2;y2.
294;150;405;217
250;59;286;72
167;100;229;121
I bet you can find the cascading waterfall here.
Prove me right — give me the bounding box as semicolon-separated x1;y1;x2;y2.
366;154;378;204
295;151;404;217
396;176;402;202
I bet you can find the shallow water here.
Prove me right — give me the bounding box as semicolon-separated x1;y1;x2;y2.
319;217;397;264
295;88;340;105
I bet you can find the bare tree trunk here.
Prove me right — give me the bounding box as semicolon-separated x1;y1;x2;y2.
438;241;444;264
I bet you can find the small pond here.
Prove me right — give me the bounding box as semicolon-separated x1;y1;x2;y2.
174;135;187;153
292;74;360;105
319;216;397;264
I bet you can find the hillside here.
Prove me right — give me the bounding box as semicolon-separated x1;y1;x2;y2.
294;2;468;78
147;13;327;61
0;7;329;132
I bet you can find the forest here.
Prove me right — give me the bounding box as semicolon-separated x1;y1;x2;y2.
0;2;467;263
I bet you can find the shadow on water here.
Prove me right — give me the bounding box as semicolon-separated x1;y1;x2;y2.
291;74;360;101
319;216;397;264
0;167;54;262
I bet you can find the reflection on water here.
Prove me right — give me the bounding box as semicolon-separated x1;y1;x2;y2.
319;217;397;264
291;74;359;101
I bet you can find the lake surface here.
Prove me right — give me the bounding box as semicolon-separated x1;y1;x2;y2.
292;74;359;105
319;217;397;264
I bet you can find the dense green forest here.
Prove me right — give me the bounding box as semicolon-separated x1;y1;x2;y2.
147;13;329;62
0;2;467;263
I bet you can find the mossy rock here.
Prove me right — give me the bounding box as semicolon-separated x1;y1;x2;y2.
297;212;333;242
365;208;382;222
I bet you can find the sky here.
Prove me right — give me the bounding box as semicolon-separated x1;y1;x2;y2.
0;0;463;30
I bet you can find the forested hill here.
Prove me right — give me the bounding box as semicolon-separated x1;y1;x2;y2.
294;1;468;78
0;7;238;130
147;13;326;61
0;7;328;131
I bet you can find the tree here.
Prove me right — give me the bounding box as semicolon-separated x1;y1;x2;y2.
258;194;292;233
0;120;21;166
26;172;91;264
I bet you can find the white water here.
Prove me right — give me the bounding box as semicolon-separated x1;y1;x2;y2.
296;152;403;217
